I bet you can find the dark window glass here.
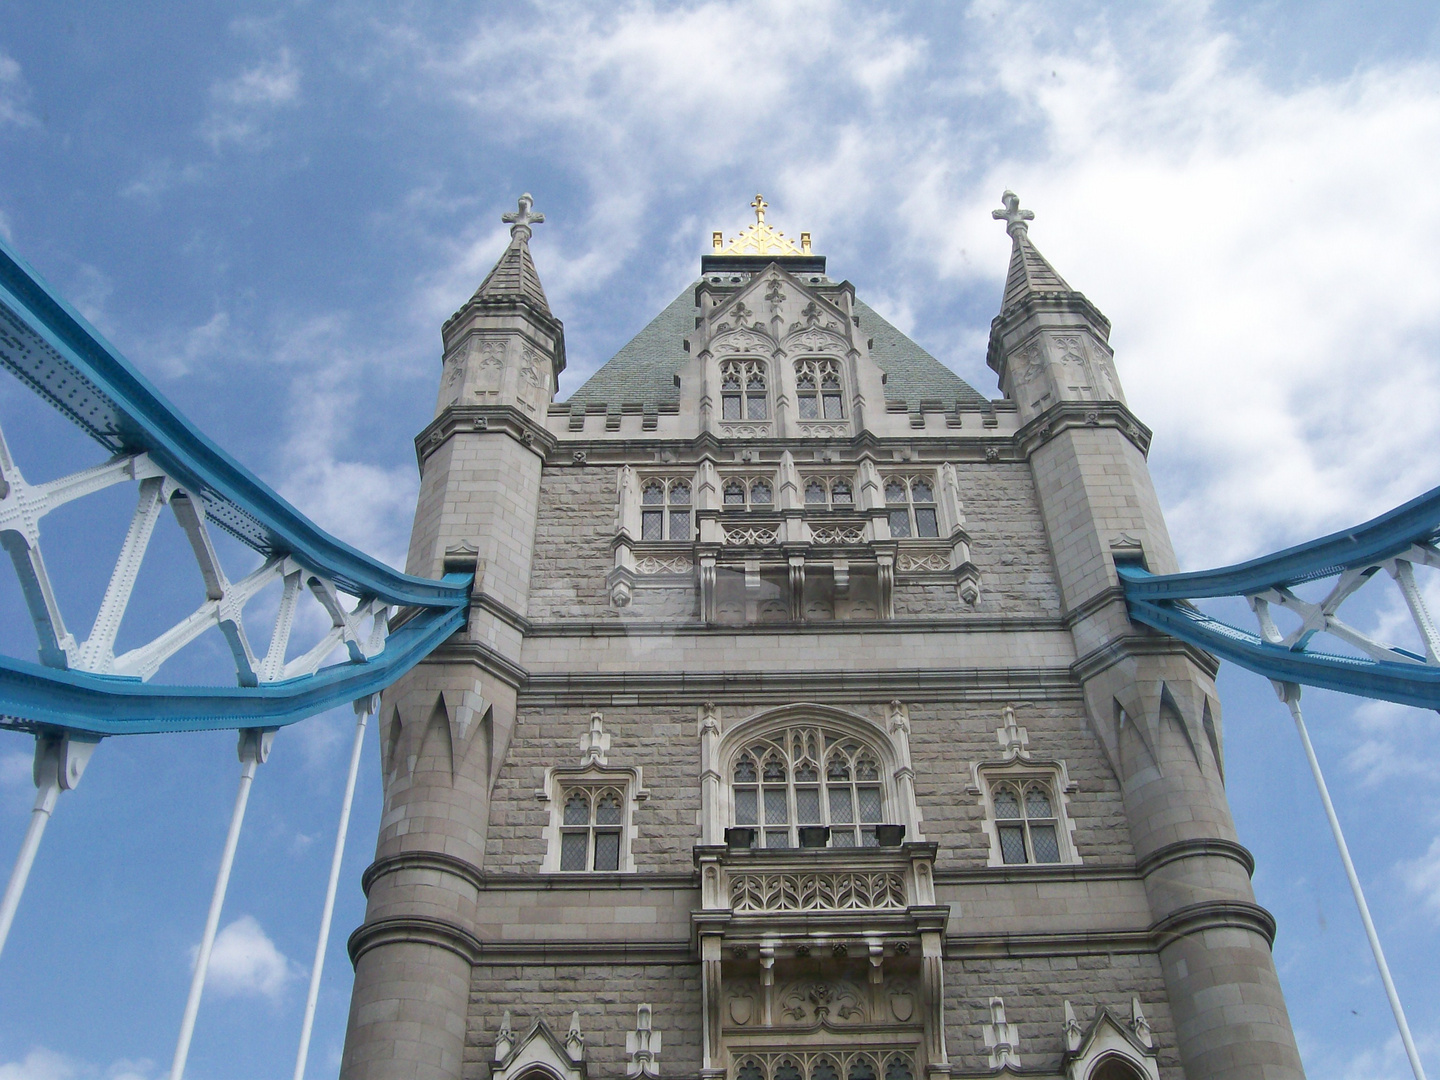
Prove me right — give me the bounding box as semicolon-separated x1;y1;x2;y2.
593;830;620;871
915;507;939;537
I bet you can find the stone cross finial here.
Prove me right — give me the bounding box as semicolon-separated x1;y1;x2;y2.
503;193;545;242
992;190;1034;239
751;193;768;224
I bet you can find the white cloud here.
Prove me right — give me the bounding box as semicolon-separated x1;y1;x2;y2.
196;915;301;1000
204;47;301;149
0;51;36;129
390;1;1440;574
0;1050;156;1080
1401;836;1440;922
0;1049;75;1080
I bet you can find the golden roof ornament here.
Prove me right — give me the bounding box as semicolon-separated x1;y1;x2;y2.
711;194;812;256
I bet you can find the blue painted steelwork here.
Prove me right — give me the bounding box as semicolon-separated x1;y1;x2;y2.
1119;483;1440;710
0;237;470;734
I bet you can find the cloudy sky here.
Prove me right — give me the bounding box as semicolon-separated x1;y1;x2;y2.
0;1;1438;1077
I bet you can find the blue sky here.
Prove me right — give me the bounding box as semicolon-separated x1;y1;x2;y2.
0;2;1438;1077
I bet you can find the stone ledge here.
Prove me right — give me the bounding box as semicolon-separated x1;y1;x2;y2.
1134;838;1255;881
1149;899;1277;949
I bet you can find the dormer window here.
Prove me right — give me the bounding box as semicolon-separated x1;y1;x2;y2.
804;476;854;509
722;360;769;420
885;476;939;538
723;477;774;511
795;359;844;419
641;478;693;541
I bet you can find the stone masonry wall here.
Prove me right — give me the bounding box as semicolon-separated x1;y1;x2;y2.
466;964;703;1080
943;953;1181;1078
526;461;1063;624
486;696;1132;873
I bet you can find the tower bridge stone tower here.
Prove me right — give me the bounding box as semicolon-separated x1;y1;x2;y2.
340;194;1304;1080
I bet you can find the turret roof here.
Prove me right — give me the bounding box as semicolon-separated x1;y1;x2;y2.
993;190;1071;311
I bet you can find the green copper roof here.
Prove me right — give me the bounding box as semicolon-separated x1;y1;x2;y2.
565;284;989;410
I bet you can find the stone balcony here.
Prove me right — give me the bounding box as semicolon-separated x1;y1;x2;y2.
693;843;947;952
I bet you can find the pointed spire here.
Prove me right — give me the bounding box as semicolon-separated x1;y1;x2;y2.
993;190;1071;311
471;193;552;313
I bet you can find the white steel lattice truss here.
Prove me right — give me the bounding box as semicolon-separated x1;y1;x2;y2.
0;422;390;691
1247;546;1440;670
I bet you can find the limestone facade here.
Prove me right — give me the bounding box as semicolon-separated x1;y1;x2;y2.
338;196;1305;1080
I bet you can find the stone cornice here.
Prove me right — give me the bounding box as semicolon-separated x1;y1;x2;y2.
1150;899;1277;949
539;432;1023;462
519;667;1084;706
523;614;1069;637
1015;401;1152;459
363;850;698;897
415;404;558;468
985;291;1113;371
348;915;697;968
421;637;530;687
1134;837;1255;881
1071;630;1221;684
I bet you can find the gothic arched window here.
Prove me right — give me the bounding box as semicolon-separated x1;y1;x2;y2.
795;358;844;419
559;785;625;871
723;476;775;511
641;478;692;541
992;779;1062;864
884;476;939;538
731;725;887;848
721;359;769;420
803;475;854;509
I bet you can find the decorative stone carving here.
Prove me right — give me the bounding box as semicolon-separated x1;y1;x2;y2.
983;997;1020;1070
996;705;1030;759
896;552;951;573
725;526;779;546
729;870;907;912
635;555;693;575
809;525;865;545
580;710;609;766
777;979;868;1025
625;1003;661;1079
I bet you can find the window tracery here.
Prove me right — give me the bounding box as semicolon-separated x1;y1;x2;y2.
733;1051;916;1080
884;476;939;539
803;476;855;510
641;477;692;541
723;476;776;511
722;360;770;421
731;726;887;848
795;359;844;420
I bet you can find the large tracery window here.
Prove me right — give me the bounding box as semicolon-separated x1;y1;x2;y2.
641;478;692;541
795;359;844;419
884;476;939;538
732;726;886;848
722;360;770;420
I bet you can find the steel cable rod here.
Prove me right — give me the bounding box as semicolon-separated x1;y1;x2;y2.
170;729;273;1080
1275;682;1427;1080
292;699;372;1080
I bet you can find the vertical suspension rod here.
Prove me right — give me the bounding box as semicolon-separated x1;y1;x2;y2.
0;771;58;959
292;699;372;1080
170;728;273;1080
0;731;98;962
1277;683;1428;1080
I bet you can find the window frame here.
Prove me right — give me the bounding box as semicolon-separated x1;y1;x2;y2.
883;475;940;539
721;359;770;421
794;358;845;421
972;759;1081;868
722;474;778;512
640;476;694;542
540;763;648;874
558;784;627;872
802;474;857;511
